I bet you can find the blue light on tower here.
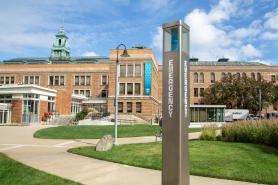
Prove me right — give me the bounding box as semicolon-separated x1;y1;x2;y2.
171;28;179;51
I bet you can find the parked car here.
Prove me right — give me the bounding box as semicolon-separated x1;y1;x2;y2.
247;114;260;120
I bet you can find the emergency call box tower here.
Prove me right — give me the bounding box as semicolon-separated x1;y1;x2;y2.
162;20;190;185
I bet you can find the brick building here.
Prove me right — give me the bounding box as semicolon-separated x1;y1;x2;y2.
0;26;277;125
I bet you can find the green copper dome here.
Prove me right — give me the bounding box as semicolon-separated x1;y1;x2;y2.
50;26;70;61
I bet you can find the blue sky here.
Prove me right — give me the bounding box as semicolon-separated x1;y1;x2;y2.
0;0;277;64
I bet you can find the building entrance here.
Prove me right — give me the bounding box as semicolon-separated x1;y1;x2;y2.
0;103;11;124
22;94;39;124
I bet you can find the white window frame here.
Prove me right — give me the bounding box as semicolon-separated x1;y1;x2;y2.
101;74;108;85
24;75;40;85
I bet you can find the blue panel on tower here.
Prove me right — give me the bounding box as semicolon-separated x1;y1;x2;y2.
144;62;152;95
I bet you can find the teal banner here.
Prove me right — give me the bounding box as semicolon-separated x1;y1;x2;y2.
144;62;152;95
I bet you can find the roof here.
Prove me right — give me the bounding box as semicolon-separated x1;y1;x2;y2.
1;56;109;65
190;61;266;66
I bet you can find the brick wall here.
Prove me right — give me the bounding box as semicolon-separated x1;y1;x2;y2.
11;99;22;124
56;90;72;115
39;100;48;123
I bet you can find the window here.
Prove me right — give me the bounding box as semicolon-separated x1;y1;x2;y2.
0;77;4;84
73;90;90;97
135;83;141;95
136;102;142;113
118;102;123;113
86;76;91;86
10;76;15;84
236;73;241;79
127;64;133;77
74;76;91;86
5;77;10;84
257;73;262;81
0;76;15;85
120;65;126;77
29;76;34;84
135;64;141;77
35;76;39;85
24;76;40;85
101;75;108;85
221;72;226;81
194;73;198;83
127;83;133;95
251;72;255;80
200;73;204;83
271;75;276;83
80;76;85;85
194;88;198;97
54;76;59;85
85;90;90;97
119;83;125;95
25;76;28;84
127;102;132;113
242;73;247;79
227;73;232;79
210;73;215;83
59;39;61;46
200;88;205;97
75;76;79;85
101;90;108;97
60;76;64;86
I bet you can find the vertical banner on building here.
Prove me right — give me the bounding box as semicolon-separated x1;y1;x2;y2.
162;20;190;185
144;62;152;95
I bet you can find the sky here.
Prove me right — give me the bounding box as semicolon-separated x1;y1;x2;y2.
0;0;277;65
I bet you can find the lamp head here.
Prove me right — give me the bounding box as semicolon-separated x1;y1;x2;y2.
121;49;130;57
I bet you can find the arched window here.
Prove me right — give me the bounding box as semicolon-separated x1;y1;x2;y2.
242;72;247;79
236;72;241;79
227;72;232;79
251;73;255;80
200;73;204;83
210;72;215;83
221;72;226;81
194;72;198;83
257;73;262;81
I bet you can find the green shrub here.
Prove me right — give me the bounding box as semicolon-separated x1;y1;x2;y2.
200;124;218;141
75;108;89;121
222;120;278;149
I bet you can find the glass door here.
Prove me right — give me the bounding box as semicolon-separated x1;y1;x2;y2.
22;95;39;125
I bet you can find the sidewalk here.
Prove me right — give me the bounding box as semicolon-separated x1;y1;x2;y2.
0;126;260;185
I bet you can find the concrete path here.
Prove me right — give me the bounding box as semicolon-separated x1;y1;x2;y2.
0;126;260;185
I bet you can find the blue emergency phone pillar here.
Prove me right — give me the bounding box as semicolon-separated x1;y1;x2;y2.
162;20;190;185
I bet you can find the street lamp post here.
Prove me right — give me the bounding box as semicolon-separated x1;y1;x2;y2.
114;44;129;145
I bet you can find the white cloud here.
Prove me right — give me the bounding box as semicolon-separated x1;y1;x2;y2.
151;27;163;51
240;44;262;58
261;8;278;41
81;51;98;57
261;32;278;40
264;8;278;30
151;0;263;61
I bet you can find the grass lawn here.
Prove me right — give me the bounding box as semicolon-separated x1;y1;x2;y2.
0;153;80;185
69;141;278;185
34;125;201;139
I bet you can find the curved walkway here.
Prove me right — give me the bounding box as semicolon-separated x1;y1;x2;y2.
0;126;260;185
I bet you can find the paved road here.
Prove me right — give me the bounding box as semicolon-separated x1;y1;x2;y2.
0;126;260;185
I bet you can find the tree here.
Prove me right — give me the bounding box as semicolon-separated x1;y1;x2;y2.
202;75;273;113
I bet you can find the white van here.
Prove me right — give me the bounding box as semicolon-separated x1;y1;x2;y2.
225;109;249;121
